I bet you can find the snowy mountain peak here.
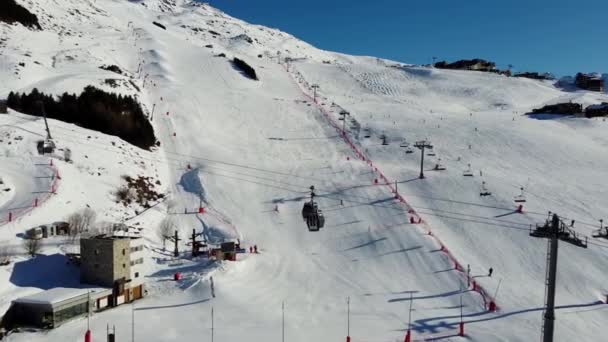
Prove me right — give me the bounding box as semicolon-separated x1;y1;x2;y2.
1;1;607;341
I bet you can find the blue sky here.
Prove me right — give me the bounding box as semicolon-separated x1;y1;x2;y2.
204;0;606;76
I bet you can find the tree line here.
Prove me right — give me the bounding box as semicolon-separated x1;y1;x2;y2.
0;0;42;30
6;86;157;149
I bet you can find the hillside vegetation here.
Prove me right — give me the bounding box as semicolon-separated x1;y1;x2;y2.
0;0;42;30
6;87;156;149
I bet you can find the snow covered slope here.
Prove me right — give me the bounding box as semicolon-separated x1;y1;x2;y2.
1;0;607;341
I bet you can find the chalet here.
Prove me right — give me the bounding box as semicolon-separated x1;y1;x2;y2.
531;102;583;115
514;72;555;81
575;73;605;92
434;59;497;72
585;102;608;118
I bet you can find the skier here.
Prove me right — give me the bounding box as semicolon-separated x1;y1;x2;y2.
249;246;253;253
488;267;493;277
254;245;258;253
340;199;344;206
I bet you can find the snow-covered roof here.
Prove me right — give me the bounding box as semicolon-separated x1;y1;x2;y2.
12;287;108;306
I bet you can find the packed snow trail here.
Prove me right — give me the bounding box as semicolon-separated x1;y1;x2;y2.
283;62;499;310
0;133;59;226
292;60;608;341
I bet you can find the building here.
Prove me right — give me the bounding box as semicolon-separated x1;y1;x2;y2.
80;234;145;307
0;100;7;114
434;59;497;72
514;72;555;81
575;73;605;92
6;287;110;329
26;222;70;239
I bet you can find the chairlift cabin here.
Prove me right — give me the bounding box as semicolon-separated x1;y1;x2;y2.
463;163;474;177
42;139;56;154
363;128;371;138
405;146;414;154
514;187;526;203
400;140;409;148
480;181;491;196
302;186;325;232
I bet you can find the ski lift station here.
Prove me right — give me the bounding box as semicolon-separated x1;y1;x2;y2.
6;287;110;329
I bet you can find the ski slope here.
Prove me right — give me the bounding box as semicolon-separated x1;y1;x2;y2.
1;1;607;341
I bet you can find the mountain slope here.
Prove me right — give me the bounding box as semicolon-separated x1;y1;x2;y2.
1;1;607;341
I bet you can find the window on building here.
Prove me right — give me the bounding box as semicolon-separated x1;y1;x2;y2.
94;249;99;255
122;249;126;255
135;272;139;278
130;245;143;253
130;258;143;266
123;263;126;268
94;263;99;269
54;302;88;325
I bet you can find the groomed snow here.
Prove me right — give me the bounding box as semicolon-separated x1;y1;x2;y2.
0;0;607;341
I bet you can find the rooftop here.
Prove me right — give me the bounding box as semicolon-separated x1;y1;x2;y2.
12;287;108;306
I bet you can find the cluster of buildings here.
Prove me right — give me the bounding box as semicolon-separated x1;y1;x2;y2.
432;59;606;94
2;233;145;331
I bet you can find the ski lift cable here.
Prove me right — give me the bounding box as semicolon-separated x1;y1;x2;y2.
19;112;606;233
21;123;327;184
40;123;325;181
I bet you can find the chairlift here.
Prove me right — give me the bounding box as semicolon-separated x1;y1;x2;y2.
381;135;388;146
400;140;409;148
463;163;474;177
480;181;491;196
434;158;446;171
405;147;414;154
514;187;526;203
364;128;371;138
592;220;606;239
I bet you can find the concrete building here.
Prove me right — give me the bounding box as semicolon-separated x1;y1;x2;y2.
80;234;145;307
